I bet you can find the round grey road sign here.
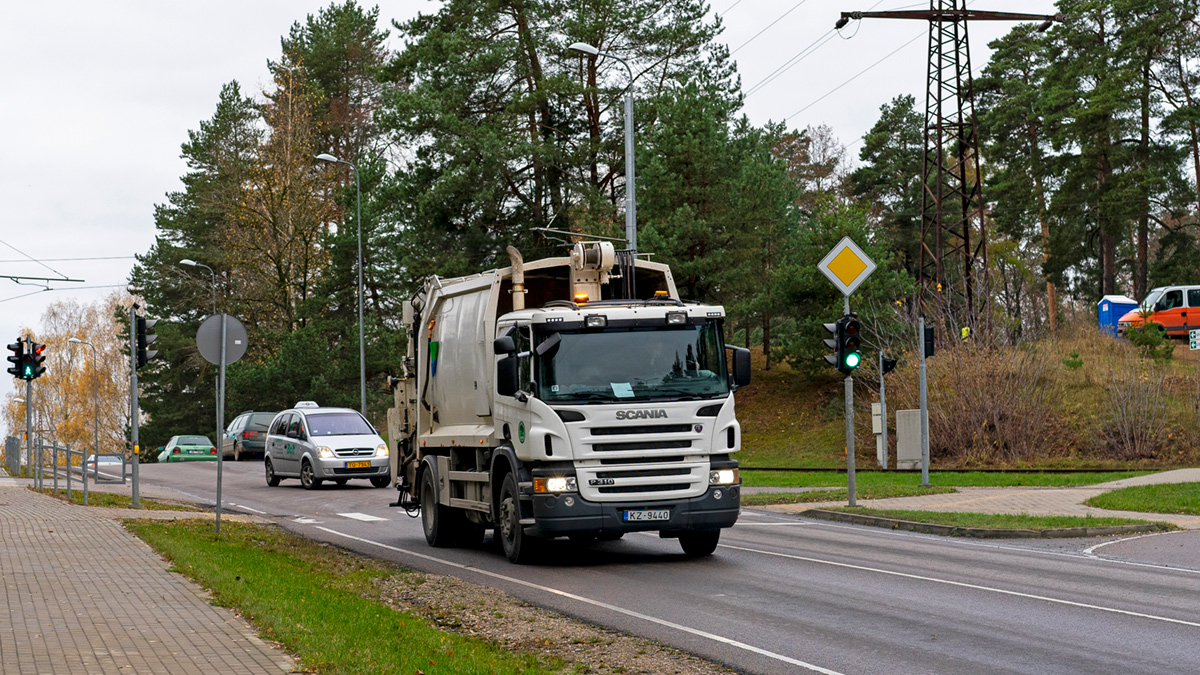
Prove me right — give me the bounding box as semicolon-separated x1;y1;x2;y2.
196;313;248;365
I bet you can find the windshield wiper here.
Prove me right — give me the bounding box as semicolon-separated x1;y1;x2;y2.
641;388;721;401
549;391;620;402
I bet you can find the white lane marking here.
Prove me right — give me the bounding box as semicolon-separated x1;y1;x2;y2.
787;515;1200;576
338;512;387;522
313;526;843;675
734;522;816;527
293;517;322;524
1083;530;1176;556
230;503;266;514
719;543;1200;629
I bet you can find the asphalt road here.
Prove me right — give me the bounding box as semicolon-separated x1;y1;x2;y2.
140;461;1200;675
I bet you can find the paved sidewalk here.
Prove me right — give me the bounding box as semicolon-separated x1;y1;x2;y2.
0;479;295;674
758;468;1200;529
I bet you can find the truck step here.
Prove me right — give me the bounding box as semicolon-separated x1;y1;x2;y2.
519;518;536;526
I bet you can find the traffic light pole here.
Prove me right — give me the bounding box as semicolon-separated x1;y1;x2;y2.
130;305;140;507
844;297;856;507
25;377;32;478
879;351;888;471
918;316;930;487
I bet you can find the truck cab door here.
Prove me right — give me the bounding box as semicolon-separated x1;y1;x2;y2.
494;324;533;454
1155;289;1187;335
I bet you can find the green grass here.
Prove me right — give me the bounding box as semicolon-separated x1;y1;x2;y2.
823;507;1165;531
742;470;1152;489
29;487;194;511
742;484;956;506
126;520;560;675
1085;482;1200;515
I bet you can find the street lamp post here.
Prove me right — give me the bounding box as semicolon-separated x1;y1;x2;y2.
180;259;220;457
315;153;366;414
67;337;95;505
569;41;637;254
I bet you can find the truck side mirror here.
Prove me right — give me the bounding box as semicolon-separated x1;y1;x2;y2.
494;335;516;355
730;346;751;388
497;355;520;396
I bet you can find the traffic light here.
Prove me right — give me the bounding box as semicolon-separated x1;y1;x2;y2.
23;342;47;380
6;339;22;378
823;321;841;370
136;316;158;369
840;314;862;375
881;356;897;375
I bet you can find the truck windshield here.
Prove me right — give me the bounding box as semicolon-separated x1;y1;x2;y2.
536;321;729;402
1142;290;1163;310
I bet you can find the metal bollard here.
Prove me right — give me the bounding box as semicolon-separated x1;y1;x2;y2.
66;443;72;500
53;443;59;493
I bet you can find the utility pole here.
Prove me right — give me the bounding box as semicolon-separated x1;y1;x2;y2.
837;3;1061;332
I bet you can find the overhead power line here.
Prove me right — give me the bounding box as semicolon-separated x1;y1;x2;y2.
731;0;812;55
783;30;925;122
0;237;70;280
0;256;136;263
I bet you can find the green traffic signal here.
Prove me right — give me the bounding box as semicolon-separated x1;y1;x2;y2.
844;351;861;369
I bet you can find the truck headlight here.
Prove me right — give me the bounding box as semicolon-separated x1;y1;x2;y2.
585;314;607;328
709;469;739;485
534;476;578;493
666;311;687;325
317;446;335;459
376;443;389;457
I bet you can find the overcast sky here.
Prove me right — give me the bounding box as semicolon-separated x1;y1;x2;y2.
0;0;1057;437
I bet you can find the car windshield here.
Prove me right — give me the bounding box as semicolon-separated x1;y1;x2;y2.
1141;290;1163;310
305;412;374;436
179;436;211;445
247;413;275;430
536;321;729;403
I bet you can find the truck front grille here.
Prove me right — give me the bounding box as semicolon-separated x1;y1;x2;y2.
598;483;691;494
591;440;692;452
591;424;693;436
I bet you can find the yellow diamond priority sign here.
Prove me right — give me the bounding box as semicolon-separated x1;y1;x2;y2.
818;236;876;296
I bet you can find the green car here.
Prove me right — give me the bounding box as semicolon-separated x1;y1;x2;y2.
158;435;218;462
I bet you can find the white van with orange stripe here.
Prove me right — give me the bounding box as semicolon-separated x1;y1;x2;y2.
1117;285;1200;337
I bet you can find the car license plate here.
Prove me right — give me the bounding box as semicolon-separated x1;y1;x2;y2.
623;509;670;522
346;461;371;469
187;449;204;454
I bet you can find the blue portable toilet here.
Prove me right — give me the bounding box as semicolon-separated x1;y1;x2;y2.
1097;294;1138;337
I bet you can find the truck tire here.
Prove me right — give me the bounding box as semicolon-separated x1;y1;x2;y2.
498;472;540;564
421;468;456;547
679;531;720;557
300;460;322;490
370;475;390;488
265;458;281;487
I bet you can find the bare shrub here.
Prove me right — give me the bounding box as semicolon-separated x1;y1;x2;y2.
924;343;1061;464
1099;357;1170;460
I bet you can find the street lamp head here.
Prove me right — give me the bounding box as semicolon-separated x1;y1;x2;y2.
68;337;83;344
315;153;340;163
180;259;197;267
568;42;600;56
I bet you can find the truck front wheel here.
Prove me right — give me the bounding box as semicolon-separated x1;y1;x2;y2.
679;531;720;557
421;468;455;547
498;473;540;564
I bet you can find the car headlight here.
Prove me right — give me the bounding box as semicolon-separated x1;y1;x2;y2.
316;446;335;459
533;476;578;493
709;468;739;485
376;443;389;457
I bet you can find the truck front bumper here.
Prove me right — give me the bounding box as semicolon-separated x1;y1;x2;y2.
527;485;740;538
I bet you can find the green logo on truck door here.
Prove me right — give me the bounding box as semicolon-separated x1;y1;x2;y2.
518;422;526;443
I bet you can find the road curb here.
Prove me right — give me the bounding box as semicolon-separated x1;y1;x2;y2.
799;509;1170;538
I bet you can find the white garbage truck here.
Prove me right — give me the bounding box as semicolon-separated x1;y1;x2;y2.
386;242;751;563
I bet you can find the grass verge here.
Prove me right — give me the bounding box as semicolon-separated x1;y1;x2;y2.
126;519;560;675
821;507;1165;531
29;487;194;511
1084;482;1200;515
742;485;956;506
741;470;1152;489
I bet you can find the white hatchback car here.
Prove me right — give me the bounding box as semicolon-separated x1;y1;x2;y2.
263;402;390;490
